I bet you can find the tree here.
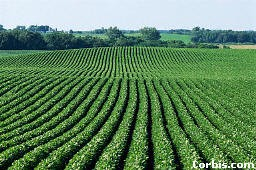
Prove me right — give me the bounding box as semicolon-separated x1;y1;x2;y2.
191;28;256;43
0;30;46;50
0;25;5;31
44;32;75;50
0;32;18;49
114;36;141;46
17;31;46;49
106;27;124;41
27;25;51;33
27;25;38;32
167;40;186;48
15;26;26;31
140;27;161;41
94;27;107;34
192;27;200;32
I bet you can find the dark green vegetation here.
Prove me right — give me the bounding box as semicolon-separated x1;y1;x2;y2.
2;24;256;50
192;27;256;44
0;25;218;50
0;47;255;169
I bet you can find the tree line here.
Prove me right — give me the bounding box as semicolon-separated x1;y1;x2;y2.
191;27;256;44
0;24;219;50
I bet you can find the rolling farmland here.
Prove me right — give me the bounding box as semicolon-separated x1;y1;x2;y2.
0;47;255;169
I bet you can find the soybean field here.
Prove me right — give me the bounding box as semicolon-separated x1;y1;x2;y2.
0;47;255;169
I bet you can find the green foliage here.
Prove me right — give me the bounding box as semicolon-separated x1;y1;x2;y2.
0;47;255;169
44;32;75;50
114;36;142;46
140;27;161;41
167;40;187;48
0;26;217;50
139;40;167;47
27;25;53;33
0;24;5;31
106;27;124;41
0;32;19;50
0;30;46;50
0;50;44;57
187;43;219;49
191;27;256;43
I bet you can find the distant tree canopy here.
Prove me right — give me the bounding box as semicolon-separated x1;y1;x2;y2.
15;26;26;31
44;32;108;50
114;36;142;47
192;27;256;43
15;30;46;50
0;25;5;31
0;32;17;50
44;32;75;50
106;27;124;41
140;27;161;41
168;29;192;35
93;27;107;34
0;30;46;50
0;24;220;50
27;25;54;33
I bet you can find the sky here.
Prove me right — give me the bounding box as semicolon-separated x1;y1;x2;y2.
0;0;255;31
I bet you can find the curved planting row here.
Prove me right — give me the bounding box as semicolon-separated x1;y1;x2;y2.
2;47;255;79
0;47;255;169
